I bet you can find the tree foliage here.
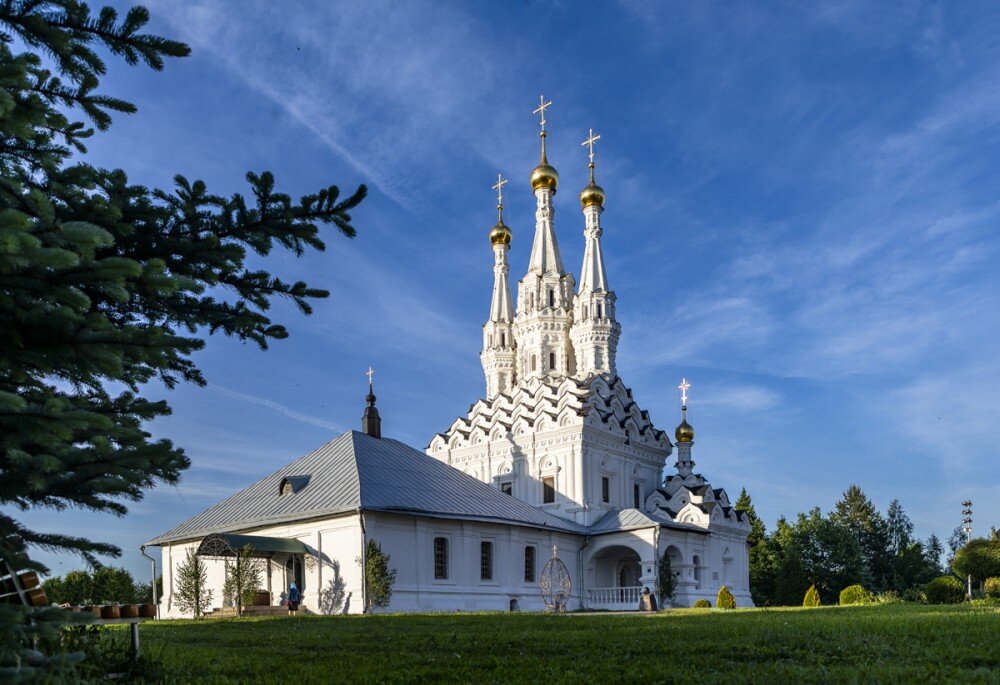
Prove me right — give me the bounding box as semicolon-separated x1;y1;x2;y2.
358;539;396;613
0;0;366;577
222;545;262;616
924;576;965;605
838;584;870;606
952;539;1000;584
175;548;212;618
655;550;677;606
42;566;149;605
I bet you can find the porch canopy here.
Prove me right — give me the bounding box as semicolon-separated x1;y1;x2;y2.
196;533;308;559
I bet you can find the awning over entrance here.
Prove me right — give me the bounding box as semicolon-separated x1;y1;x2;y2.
196;533;309;559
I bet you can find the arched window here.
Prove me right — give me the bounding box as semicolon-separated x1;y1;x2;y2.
548;289;555;307
531;355;537;372
433;538;448;580
501;333;506;347
597;304;603;318
549;352;556;370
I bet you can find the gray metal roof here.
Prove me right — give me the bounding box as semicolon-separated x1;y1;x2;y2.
589;508;710;535
147;431;585;545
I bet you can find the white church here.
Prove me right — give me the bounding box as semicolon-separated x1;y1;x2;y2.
147;103;752;615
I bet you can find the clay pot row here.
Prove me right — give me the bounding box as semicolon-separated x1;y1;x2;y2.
65;604;156;619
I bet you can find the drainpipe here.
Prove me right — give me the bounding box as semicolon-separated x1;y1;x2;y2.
358;508;367;614
578;535;591;610
139;545;159;619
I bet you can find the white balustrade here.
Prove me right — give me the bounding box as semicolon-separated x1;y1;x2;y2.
588;586;643;610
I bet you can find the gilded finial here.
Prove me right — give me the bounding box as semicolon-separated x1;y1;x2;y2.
675;378;694;442
489;172;512;246
579;127;605;208
530;95;559;192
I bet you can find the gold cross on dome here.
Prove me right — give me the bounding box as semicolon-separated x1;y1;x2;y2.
492;173;508;206
678;377;690;407
366;366;375;385
533;95;552;132
582;128;601;165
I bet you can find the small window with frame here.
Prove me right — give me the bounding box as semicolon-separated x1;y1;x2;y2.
542;476;556;504
480;541;494;581
602;476;610;503
501;481;513;496
433;537;448;580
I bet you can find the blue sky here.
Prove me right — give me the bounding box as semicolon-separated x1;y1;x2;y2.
22;1;1000;578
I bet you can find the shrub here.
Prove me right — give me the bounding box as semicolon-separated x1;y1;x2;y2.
693;599;712;608
873;591;901;605
803;585;821;607
839;584;871;606
925;576;966;604
985;577;1000;601
901;588;925;603
716;586;736;610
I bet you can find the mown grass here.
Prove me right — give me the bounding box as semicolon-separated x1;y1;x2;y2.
139;604;1000;684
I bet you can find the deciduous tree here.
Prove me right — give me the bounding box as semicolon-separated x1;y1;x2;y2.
358;539;396;613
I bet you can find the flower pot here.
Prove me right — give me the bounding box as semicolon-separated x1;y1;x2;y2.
100;605;120;619
138;603;157;618
83;605;101;617
119;604;139;618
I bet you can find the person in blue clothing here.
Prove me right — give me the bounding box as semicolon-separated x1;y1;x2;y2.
287;581;300;616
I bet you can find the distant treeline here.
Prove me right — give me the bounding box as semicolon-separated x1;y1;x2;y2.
738;484;995;605
42;567;162;606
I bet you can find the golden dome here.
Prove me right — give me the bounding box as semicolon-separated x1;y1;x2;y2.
489;220;512;246
580;180;605;208
675;408;694;442
530;162;559;192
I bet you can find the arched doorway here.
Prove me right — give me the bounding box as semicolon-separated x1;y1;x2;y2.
587;544;645;610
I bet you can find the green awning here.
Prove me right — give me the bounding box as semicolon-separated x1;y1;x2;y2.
196;533;309;558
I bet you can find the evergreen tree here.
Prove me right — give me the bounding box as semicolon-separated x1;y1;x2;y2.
771;547;810;606
0;0;366;579
802;584;821;607
358;539;396;613
924;534;944;576
736;487;765;547
90;566;136;604
222;545;262;616
830;485;891;590
174;548;212;618
885;499;914;554
655;550;677;606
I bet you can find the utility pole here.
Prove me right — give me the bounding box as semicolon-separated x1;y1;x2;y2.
962;500;973;599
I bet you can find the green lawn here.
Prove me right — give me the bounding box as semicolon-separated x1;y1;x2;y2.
140;604;1000;684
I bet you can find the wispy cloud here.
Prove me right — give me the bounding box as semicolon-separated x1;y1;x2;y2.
208;384;344;432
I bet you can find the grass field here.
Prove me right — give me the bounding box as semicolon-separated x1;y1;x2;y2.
139;604;1000;683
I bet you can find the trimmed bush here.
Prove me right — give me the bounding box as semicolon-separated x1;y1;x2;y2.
839;584;871;606
803;585;821;607
925;576;966;605
901;588;925;603
693;599;712;608
985;577;1000;601
716;586;736;610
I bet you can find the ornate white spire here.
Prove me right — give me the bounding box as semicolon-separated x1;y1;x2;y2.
516;97;576;381
571;128;620;378
482;173;517;397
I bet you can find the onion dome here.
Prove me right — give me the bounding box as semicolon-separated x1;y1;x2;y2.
489;219;512;246
531;160;559;192
675;406;694;442
580;178;605;208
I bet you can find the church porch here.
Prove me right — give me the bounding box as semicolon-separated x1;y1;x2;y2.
582;536;657;611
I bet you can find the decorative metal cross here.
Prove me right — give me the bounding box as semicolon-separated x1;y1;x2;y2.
533;95;552;131
492;173;508;206
678;377;690;407
366;366;375;386
582;128;601;165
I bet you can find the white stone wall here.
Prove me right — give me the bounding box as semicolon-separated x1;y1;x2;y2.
365;512;584;612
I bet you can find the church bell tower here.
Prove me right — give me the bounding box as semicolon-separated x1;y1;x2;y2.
481;174;517;398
